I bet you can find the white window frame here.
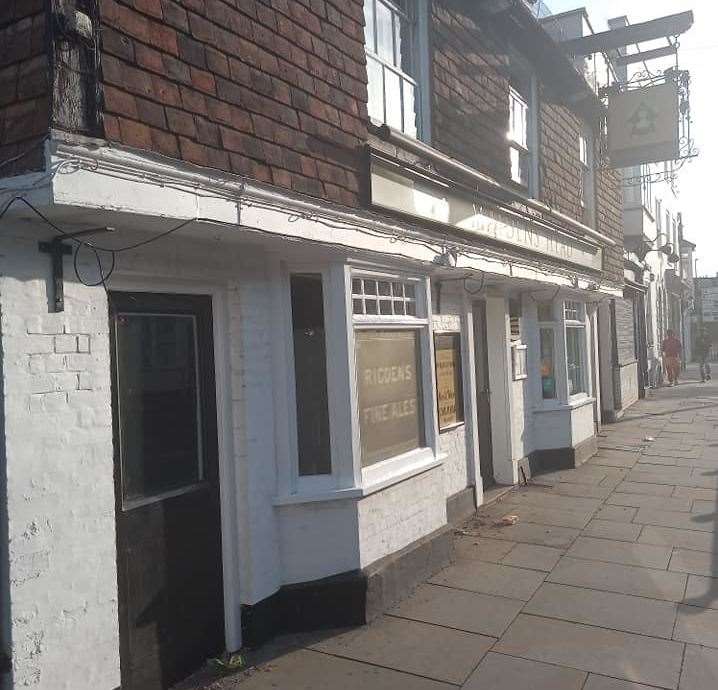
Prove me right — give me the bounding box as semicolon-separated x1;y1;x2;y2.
536;300;559;402
280;264;343;498
532;298;593;408
564;300;589;400
578;125;596;228
507;73;539;197
364;0;430;141
349;268;440;491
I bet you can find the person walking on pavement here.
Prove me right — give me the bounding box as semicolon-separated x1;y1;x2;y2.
696;329;713;382
661;329;682;386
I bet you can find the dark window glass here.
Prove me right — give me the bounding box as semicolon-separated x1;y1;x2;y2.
291;275;332;475
116;313;202;502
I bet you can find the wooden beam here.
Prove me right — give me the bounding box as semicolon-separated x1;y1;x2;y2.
615;45;678;66
561;11;694;56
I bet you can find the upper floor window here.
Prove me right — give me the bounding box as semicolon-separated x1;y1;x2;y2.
578;131;595;226
508;86;530;188
364;0;419;138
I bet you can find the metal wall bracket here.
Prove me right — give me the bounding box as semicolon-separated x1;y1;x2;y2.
38;227;114;312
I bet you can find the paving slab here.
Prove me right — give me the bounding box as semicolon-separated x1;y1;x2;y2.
673;604;718;648
309;616;494;685
673;486;718;502
494;614;684;688
693;500;718;514
684;575;718;610
388;583;523;637
566;537;672;569
545;482;614;499
535;467;608;485
626;468;694;486
639;526;718;552
499;489;603;513
429;560;545;601
480;503;594;529
615;481;676;496
635;508;718;533
583;519;642;542
679;644;718;690
453;535;515;563
500;543;563;571
524;582;678;638
468;521;580;549
607;493;692;512
462;652;587;690
584;675;663;690
596;505;638;522
236;648;455;690
548;557;687;601
670;549;718;577
589;451;640;468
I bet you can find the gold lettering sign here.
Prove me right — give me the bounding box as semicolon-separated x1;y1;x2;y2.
356;330;424;467
434;333;464;430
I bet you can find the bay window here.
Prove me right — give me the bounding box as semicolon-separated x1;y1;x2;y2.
364;0;422;138
564;301;587;397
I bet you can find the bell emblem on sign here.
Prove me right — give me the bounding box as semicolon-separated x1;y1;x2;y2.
628;101;658;137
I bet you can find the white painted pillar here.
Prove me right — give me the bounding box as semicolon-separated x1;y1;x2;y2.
485;295;518;485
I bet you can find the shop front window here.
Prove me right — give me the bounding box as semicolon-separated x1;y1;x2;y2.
540;328;556;399
564;301;587;397
352;276;428;468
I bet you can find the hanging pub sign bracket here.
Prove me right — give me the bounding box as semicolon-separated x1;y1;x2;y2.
38;227;114;312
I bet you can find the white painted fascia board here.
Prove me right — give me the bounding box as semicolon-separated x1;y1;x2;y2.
44;137;623;298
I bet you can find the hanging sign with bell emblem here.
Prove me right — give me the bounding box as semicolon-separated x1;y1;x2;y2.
607;81;680;168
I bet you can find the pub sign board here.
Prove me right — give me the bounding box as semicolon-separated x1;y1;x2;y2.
356;330;425;466
608;82;680;168
434;333;464;430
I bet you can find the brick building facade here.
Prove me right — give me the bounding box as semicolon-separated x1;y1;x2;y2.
0;2;626;689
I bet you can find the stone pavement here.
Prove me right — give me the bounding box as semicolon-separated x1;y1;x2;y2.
189;367;718;690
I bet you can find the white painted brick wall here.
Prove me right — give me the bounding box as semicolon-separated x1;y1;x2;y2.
0;226;119;690
357;466;446;568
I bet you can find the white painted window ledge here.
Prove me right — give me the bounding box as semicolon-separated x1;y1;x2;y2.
272;449;445;506
533;396;595;414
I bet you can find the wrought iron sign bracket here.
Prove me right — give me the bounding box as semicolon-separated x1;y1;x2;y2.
39;227;114;312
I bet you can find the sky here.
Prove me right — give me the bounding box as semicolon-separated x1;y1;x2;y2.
543;0;718;276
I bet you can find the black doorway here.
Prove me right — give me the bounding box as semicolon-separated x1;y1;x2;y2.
473;300;495;487
110;292;225;690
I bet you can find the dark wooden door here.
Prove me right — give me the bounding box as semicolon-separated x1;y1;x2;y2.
473;301;494;487
110;292;225;690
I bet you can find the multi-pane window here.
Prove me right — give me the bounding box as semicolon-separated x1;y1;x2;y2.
564;301;586;396
352;277;417;316
508;87;530;187
364;0;419;137
353;275;426;467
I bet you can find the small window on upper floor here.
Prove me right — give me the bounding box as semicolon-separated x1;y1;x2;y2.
364;0;421;138
508;86;531;188
578;129;595;227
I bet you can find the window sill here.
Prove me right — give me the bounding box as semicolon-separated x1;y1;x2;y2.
439;421;466;434
534;396;595;413
272;450;446;507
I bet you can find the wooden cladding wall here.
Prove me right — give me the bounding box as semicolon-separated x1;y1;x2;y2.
97;0;368;207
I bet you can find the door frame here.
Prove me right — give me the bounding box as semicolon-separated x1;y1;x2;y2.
108;275;242;653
